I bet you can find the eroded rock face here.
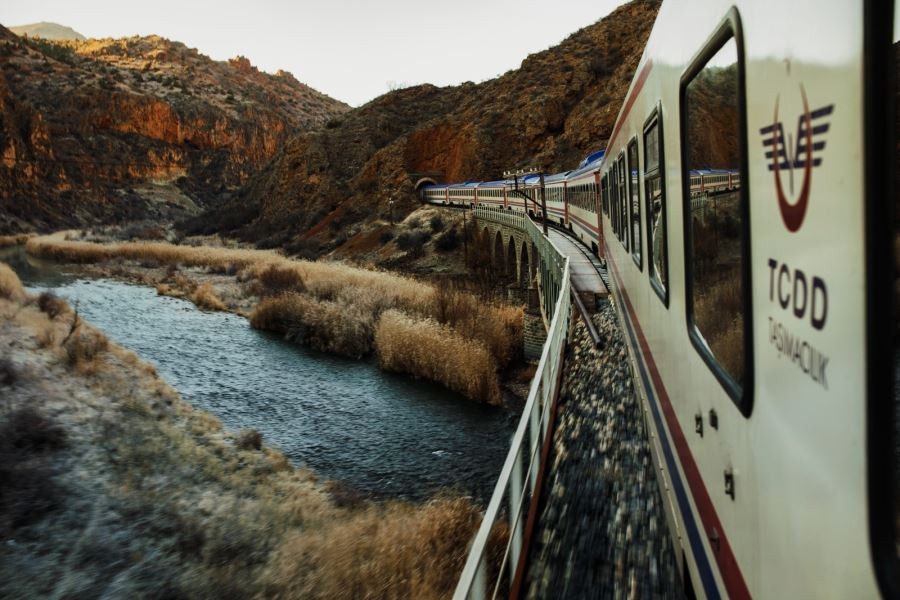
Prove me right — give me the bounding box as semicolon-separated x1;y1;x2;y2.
0;26;350;232
200;0;661;254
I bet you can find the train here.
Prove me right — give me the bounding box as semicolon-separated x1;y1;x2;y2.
420;0;896;597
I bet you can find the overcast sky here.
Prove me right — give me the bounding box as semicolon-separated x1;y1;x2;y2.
1;0;625;106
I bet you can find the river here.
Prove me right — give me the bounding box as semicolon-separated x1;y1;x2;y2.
2;248;517;503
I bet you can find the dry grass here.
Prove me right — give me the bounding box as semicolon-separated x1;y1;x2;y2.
264;496;483;600
251;293;375;359
431;281;524;369
0;262;26;302
0;272;496;599
190;282;228;311
63;326;109;374
26;233;282;269
255;263;306;296
0;234;33;248
376;310;501;405
37;291;68;319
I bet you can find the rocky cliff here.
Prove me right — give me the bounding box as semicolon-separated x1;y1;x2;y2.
191;0;660;254
0;26;350;232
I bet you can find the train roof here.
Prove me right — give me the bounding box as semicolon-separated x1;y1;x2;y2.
566;149;606;181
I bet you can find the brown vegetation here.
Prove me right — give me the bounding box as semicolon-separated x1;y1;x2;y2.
376;310;501;405
190;282;228;311
251;293;375;359
0;234;33;248
26;235;524;402
0;262;25;301
264;496;483;599
0;262;490;599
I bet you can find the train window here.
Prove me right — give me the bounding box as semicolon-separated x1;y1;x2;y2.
610;164;619;238
681;20;750;407
601;174;609;215
618;153;628;251
628;138;642;269
644;108;668;304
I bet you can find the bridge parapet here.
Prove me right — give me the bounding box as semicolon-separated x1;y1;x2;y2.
455;205;573;599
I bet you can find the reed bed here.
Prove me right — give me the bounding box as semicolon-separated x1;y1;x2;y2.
26;234;282;269
430;282;523;369
376;310;501;405
190;283;228;312
27;234;523;403
251;293;376;359
0;233;33;248
265;496;483;599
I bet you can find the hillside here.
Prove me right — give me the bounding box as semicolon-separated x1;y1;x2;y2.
0;25;350;232
187;0;660;256
9;22;85;40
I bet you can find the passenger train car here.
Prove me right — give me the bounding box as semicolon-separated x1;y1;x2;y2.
420;0;895;596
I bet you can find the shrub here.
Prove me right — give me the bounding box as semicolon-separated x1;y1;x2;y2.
0;407;67;535
190;283;227;311
265;496;485;599
256;264;306;295
0;358;17;386
37;291;68;319
0;234;32;248
375;310;501;404
396;230;429;256
250;293;376;358
434;227;460;252
0;262;25;302
428;215;444;232
236;429;263;451
379;229;395;244
64;327;109;368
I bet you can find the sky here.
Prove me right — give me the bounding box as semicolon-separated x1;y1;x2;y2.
0;0;625;107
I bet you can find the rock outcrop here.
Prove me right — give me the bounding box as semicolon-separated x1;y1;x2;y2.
193;0;660;254
0;25;350;232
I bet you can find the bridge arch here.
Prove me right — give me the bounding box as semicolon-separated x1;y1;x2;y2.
506;236;517;279
494;230;505;270
519;241;531;288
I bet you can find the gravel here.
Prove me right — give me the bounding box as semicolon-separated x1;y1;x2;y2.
524;301;683;599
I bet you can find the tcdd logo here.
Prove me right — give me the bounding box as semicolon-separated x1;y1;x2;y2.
758;85;834;232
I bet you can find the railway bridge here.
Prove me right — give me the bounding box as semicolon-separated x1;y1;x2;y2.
447;205;679;599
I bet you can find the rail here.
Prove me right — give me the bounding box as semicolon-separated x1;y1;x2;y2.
455;205;572;599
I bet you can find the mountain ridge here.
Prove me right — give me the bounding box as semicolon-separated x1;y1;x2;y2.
188;0;661;257
0;24;350;232
9;22;85;41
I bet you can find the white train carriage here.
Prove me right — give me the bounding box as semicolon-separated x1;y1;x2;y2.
564;151;605;254
542;171;570;228
421;1;895;594
596;0;894;596
474;181;508;209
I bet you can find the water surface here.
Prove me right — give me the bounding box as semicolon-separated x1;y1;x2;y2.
3;248;516;502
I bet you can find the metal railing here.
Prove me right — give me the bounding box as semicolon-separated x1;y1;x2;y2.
455;206;573;599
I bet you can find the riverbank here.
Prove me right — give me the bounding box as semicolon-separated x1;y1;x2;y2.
0;264;499;598
23;232;529;405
